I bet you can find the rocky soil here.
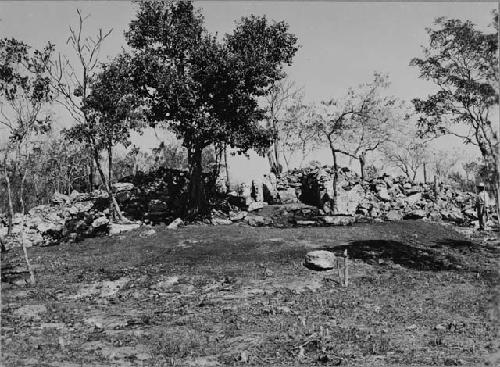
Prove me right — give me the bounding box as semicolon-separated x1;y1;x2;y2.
1;221;499;366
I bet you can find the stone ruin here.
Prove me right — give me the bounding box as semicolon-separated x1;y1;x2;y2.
0;165;496;251
0;188;141;251
275;166;488;224
220;165;494;229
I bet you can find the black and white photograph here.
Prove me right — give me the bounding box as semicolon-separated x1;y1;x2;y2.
0;0;498;365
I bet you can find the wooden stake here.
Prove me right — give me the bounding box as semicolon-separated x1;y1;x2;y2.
344;249;349;287
20;167;35;285
337;256;342;284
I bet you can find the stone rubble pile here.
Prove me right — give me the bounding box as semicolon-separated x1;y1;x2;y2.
1;165;495;251
116;167;219;223
226;165;496;228
296;166;491;226
0;188;139;251
116;168;189;223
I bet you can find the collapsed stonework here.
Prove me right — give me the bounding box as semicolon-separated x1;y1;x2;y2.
225;165;496;229
0;165;495;251
0;188;143;251
1;190;108;251
278;166;488;224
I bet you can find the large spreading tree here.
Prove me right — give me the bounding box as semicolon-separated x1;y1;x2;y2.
411;11;499;217
125;0;298;215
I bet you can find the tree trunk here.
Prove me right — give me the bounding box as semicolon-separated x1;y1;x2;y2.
33;173;39;202
88;155;95;192
5;175;14;236
20;166;35;284
134;158;139;176
328;141;339;214
94;151;107;189
224;145;230;193
495;155;500;228
423;163;428;183
108;145;114;221
332;151;338;213
272;118;282;176
282;153;290;172
359;152;366;181
494;165;500;228
433;175;439;200
273;142;281;175
496;182;500;228
267;150;278;176
92;147;124;222
187;146;207;216
412;170;417;183
3;151;14;236
214;144;220;176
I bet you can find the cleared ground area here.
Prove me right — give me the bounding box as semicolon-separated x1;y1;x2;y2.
1;221;499;366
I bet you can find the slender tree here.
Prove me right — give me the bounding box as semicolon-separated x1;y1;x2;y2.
0;38;53;229
429;148;462;183
0;37;53;283
335;87;401;180
262;77;303;174
278;102;319;170
463;160;481;183
382;121;431;182
66;54;144;220
382;139;430;182
47;9;112;192
310;72;396;211
411;11;499;220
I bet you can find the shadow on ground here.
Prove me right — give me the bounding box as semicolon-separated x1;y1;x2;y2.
434;238;477;248
324;240;462;271
434;237;500;254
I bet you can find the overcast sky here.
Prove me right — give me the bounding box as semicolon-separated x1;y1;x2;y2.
0;1;497;182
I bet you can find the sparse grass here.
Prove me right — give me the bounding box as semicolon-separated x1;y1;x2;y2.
1;220;499;366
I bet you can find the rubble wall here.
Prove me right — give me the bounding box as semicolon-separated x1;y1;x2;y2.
273;166;488;225
1;166;493;251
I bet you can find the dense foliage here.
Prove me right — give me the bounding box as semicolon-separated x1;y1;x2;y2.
124;0;298;214
411;11;499;215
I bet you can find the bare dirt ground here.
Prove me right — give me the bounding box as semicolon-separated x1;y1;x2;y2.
1;220;499;366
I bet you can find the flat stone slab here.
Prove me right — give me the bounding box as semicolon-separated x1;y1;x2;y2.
109;222;141;235
294;220;317;226
320;215;355;226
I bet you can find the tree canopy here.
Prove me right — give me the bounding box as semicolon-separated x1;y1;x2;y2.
410;10;499;218
0;37;54;282
124;0;299;213
76;55;143;154
411;14;498;152
306;73;399;210
0;38;54;142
